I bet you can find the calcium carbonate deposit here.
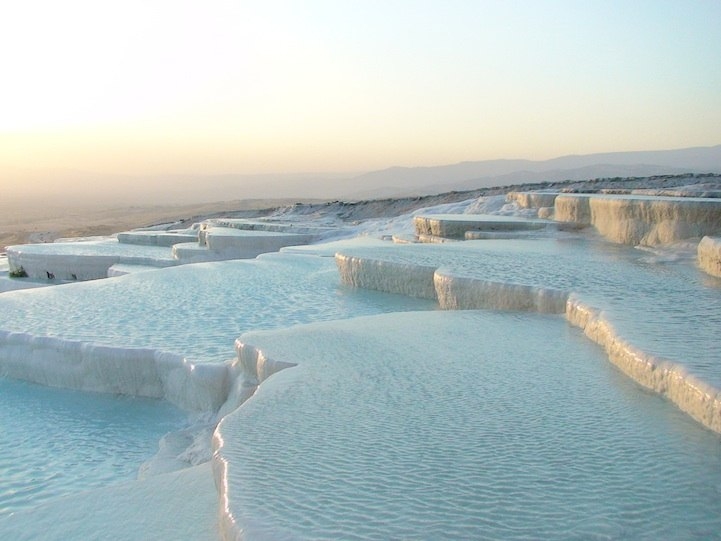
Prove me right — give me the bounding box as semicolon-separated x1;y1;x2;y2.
1;178;720;540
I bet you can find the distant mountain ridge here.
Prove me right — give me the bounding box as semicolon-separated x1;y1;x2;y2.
3;145;720;206
342;145;721;199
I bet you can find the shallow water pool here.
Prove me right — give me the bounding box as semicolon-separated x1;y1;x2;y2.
0;253;434;363
336;236;721;388
0;378;187;517
219;310;721;540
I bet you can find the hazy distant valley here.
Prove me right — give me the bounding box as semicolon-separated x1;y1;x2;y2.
2;144;721;250
4;145;721;208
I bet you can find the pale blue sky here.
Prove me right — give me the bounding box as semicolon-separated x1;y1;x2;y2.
1;0;719;185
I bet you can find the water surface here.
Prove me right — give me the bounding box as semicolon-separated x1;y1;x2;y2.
0;378;187;516
220;310;721;540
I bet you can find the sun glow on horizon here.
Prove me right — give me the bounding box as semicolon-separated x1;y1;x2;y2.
1;0;720;182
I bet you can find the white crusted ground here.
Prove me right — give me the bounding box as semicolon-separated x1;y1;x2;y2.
1;177;721;539
698;236;721;277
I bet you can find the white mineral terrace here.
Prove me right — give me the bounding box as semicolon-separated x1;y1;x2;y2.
6;239;177;280
214;311;721;539
5;216;341;279
507;190;721;245
185;226;319;262
698;236;721;277
204;217;338;236
117;229;199;247
413;213;554;239
1;188;721;539
335;236;721;434
0;252;432;411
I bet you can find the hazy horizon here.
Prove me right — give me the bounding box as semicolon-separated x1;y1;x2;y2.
2;1;721;204
3;144;721;208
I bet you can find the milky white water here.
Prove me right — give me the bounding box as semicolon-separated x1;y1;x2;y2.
1;192;721;539
0;251;435;523
0;378;187;517
218;311;721;540
7;239;174;259
334;235;721;388
0;253;433;363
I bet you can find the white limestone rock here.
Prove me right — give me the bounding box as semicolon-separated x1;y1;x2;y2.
697;235;721;277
